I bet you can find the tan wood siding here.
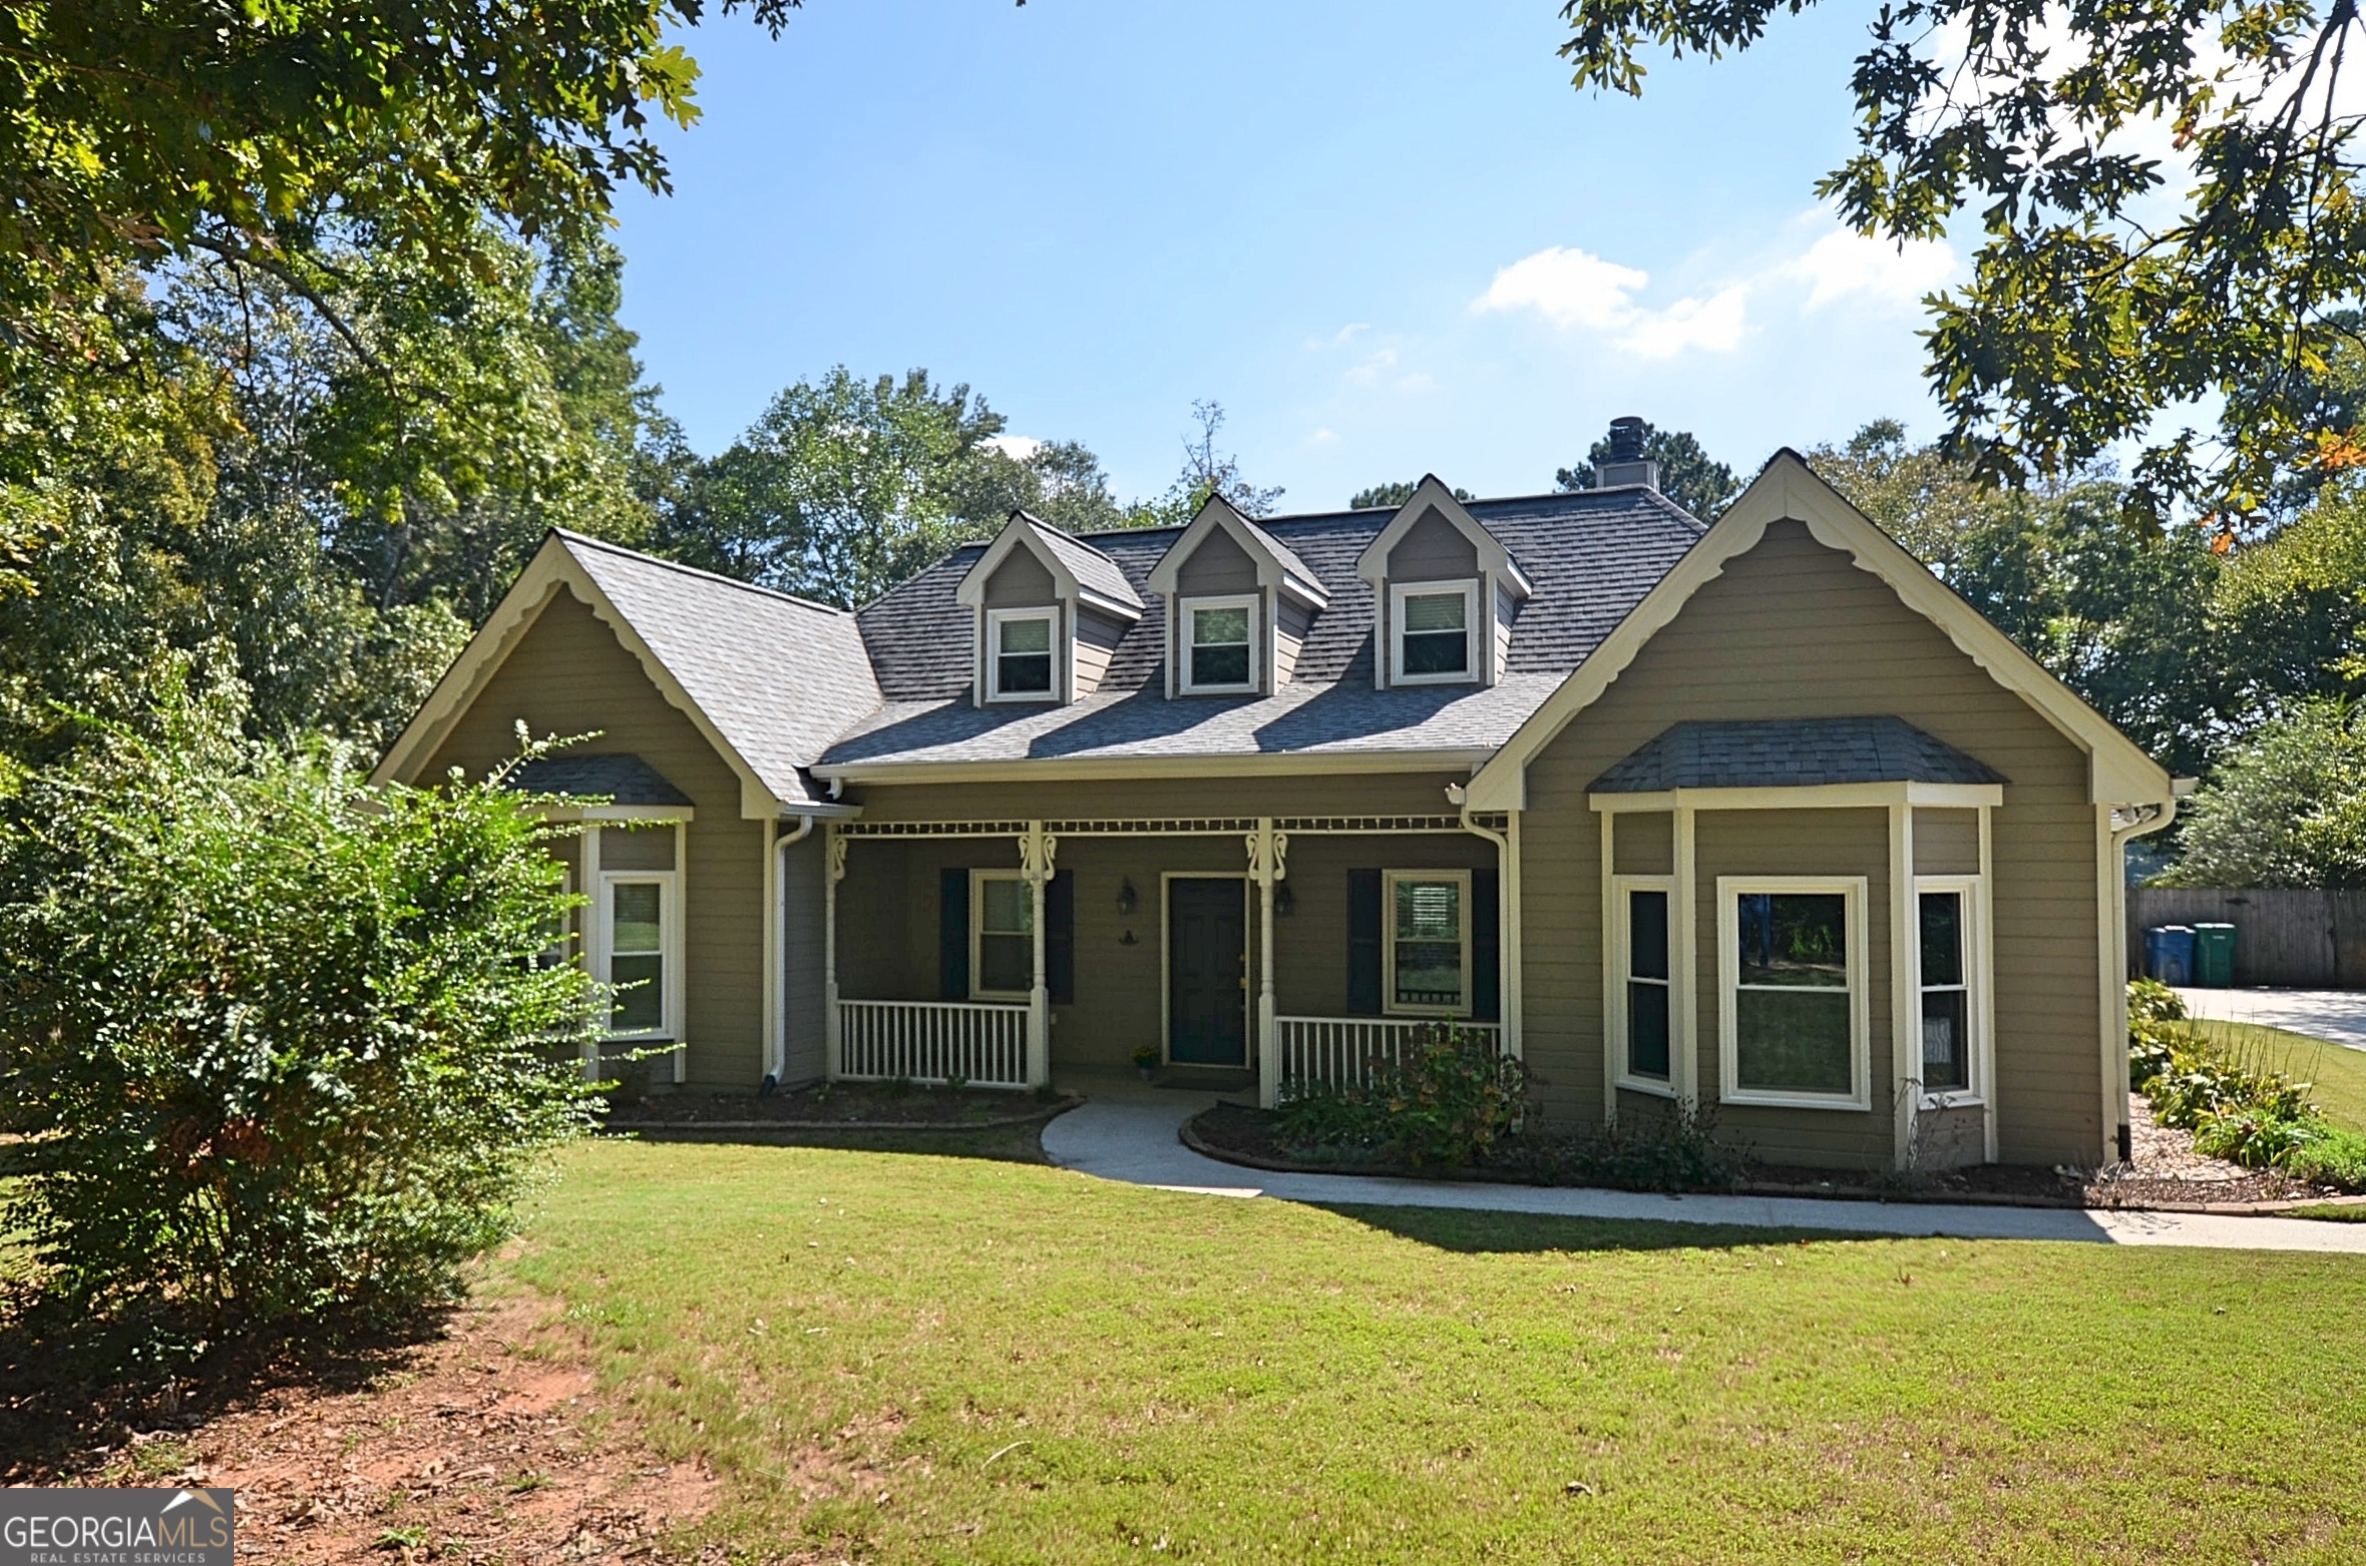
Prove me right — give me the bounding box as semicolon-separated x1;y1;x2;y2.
1611;812;1674;876
1522;521;2104;1165
1913;809;1981;875
781;828;829;1086
1075;606;1126;696
1175;528;1260;594
1275;598;1313;686
1388;509;1479;580
982;547;1055;604
417;587;770;1089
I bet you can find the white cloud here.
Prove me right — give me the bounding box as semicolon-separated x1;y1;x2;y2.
1784;228;1956;310
1471;246;1649;331
1618;285;1751;358
1472;245;1749;357
1306;426;1342;445
1342;346;1434;392
981;434;1044;461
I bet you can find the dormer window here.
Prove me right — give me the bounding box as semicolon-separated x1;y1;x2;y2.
1390;581;1477;685
1181;596;1258;694
989;608;1058;700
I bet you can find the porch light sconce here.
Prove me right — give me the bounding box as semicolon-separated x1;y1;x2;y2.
1274;883;1296;917
1116;877;1138;916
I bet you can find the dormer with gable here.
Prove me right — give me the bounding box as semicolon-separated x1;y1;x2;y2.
1354;475;1532;689
956;512;1145;707
1145;495;1333;698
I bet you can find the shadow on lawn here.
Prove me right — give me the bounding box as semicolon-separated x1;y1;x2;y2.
0;1284;454;1482
616;1122;1051;1164
1313;1201;1882;1255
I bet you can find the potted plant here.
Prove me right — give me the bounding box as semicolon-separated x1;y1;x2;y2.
1131;1044;1159;1081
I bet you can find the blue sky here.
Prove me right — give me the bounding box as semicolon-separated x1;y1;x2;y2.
612;0;1962;510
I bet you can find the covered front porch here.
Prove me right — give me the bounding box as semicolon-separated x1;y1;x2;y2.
820;813;1516;1106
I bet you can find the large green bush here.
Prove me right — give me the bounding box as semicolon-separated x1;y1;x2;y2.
0;712;600;1337
1274;1026;1527;1169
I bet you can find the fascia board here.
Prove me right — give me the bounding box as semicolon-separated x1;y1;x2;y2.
1465;452;2173;812
1587;782;2005;813
813;749;1494;786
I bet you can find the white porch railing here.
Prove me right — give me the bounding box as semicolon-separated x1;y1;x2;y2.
1273;1015;1505;1093
837;999;1030;1088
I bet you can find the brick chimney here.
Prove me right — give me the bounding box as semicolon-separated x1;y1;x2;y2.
1594;415;1661;492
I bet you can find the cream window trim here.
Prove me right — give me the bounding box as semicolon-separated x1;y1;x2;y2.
1388;579;1480;687
1178;592;1261;695
969;867;1033;1001
1716;874;1871;1111
595;868;682;1043
1382;868;1473;1018
1611;874;1679;1097
1912;873;1990;1110
985;606;1062;704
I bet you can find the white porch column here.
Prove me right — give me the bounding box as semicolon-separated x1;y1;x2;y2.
824;824;846;1082
580;822;603;1084
1020;821;1056;1090
1249;818;1286;1108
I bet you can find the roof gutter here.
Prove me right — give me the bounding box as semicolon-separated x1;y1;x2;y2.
811;749;1500;786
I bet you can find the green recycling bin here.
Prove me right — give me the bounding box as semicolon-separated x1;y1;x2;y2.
2193;922;2236;988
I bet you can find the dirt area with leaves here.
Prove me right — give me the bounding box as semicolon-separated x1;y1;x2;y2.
5;1294;735;1566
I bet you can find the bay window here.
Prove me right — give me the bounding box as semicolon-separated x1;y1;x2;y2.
1613;877;1675;1089
1718;877;1869;1108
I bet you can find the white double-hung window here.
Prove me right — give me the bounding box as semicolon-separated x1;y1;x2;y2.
1180;595;1258;693
971;869;1034;999
987;608;1058;701
1718;877;1869;1109
1389;580;1477;685
1612;876;1676;1090
599;873;679;1039
1915;877;1983;1100
1384;870;1471;1016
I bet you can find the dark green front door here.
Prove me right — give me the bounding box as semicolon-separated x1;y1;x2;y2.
1168;878;1247;1066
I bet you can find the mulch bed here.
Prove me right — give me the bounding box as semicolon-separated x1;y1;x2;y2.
604;1083;1075;1131
1183;1096;2361;1215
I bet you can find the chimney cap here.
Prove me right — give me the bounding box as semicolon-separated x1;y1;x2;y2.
1608;415;1648;463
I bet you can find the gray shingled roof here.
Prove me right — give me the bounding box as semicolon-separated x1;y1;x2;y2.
858;487;1705;703
509;752;692;806
1235;515;1325;601
561;532;883;806
832;488;1703;767
1020;514;1144;612
1589;718;2010;794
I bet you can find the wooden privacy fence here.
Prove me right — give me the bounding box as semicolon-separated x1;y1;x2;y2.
2129;889;2366;989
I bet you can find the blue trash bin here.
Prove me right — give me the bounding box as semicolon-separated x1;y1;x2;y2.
2144;925;2197;986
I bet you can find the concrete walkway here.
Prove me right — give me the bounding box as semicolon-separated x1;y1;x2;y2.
2174;986;2366;1051
1039;1092;2366;1254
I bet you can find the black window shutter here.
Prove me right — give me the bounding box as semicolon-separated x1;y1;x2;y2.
1047;869;1075;1005
1347;869;1383;1014
939;869;970;1000
1472;868;1501;1022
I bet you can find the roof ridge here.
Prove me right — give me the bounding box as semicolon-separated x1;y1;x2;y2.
552;529;853;617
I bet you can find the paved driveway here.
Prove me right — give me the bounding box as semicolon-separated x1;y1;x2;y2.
1039;1093;2366;1254
2174;987;2366;1050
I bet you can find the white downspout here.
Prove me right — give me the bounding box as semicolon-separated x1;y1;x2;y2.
766;814;816;1086
1451;795;1520;1065
2102;795;2181;1165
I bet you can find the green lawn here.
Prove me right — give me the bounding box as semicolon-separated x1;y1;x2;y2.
506;1139;2366;1564
2169;1018;2366;1132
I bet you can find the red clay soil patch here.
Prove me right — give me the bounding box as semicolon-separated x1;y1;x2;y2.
82;1296;729;1566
